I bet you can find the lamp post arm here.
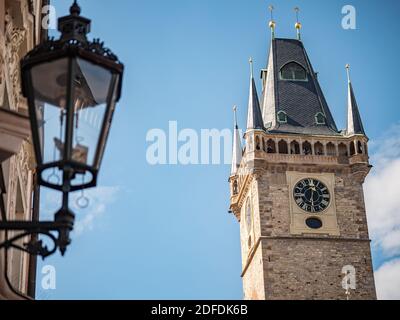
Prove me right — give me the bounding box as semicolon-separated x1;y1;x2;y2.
0;221;73;259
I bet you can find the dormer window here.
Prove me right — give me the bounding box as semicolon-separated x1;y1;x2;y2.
277;111;288;123
315;112;326;125
280;62;307;81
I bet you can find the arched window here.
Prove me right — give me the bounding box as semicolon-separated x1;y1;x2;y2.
233;180;238;195
278;140;288;154
326;142;336;156
277;111;288;124
357;141;363;154
245;198;252;233
266;139;276;154
314;142;324;155
255;136;261;151
315;112;326;125
338;143;348;156
303;141;312;155
280;62;307;81
350;141;356;156
290;141;300;155
364;143;368;155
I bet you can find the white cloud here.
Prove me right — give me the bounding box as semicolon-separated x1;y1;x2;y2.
41;185;120;236
364;122;400;299
72;186;120;236
375;259;400;300
365;123;400;257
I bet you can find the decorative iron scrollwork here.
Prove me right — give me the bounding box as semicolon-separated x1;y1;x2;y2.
2;230;58;259
0;221;73;259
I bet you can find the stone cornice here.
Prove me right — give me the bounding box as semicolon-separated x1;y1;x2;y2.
0;108;30;162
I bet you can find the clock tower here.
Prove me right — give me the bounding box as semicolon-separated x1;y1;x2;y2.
228;16;376;300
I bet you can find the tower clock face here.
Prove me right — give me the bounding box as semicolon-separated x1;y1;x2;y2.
293;178;330;213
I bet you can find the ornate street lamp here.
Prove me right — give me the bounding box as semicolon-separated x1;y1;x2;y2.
0;1;124;258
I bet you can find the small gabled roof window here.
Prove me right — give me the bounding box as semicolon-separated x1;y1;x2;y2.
315;112;326;125
280;62;307;81
277;111;288;124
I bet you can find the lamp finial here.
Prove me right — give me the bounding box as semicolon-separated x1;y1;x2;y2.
70;0;81;16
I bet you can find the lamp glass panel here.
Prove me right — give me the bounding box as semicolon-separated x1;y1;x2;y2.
71;58;112;170
31;58;69;185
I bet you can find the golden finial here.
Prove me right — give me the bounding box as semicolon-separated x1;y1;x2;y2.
294;7;302;40
268;5;276;39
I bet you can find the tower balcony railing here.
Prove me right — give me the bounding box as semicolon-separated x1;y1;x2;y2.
250;150;369;165
243;132;370;166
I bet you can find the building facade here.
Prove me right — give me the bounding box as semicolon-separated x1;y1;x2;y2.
0;0;47;299
229;21;376;300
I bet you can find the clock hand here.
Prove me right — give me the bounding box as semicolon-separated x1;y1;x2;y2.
310;189;314;206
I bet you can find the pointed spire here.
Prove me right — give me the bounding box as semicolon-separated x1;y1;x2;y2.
249;56;254;78
261;38;338;134
247;58;265;131
231;106;242;176
268;5;276;39
294;7;302;41
346;64;365;135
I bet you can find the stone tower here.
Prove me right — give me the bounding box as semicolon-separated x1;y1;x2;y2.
229;18;376;300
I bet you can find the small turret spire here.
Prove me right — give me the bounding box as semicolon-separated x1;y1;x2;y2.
294;7;302;41
231;106;242;176
346;63;351;83
249;57;254;78
246;58;265;131
268;5;276;39
346;64;365;136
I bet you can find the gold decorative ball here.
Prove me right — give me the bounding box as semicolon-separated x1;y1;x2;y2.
295;22;302;29
269;20;276;28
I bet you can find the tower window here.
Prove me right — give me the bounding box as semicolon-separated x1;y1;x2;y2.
315;112;326;125
302;141;312;155
266;139;276;153
233;180;238;195
278;140;289;154
277;111;287;124
314;142;324;155
280;62;307;81
326;142;336;156
290;141;300;155
357;141;363;154
255;136;261;151
245;198;252;233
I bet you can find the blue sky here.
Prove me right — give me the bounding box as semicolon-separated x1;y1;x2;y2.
36;0;400;299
